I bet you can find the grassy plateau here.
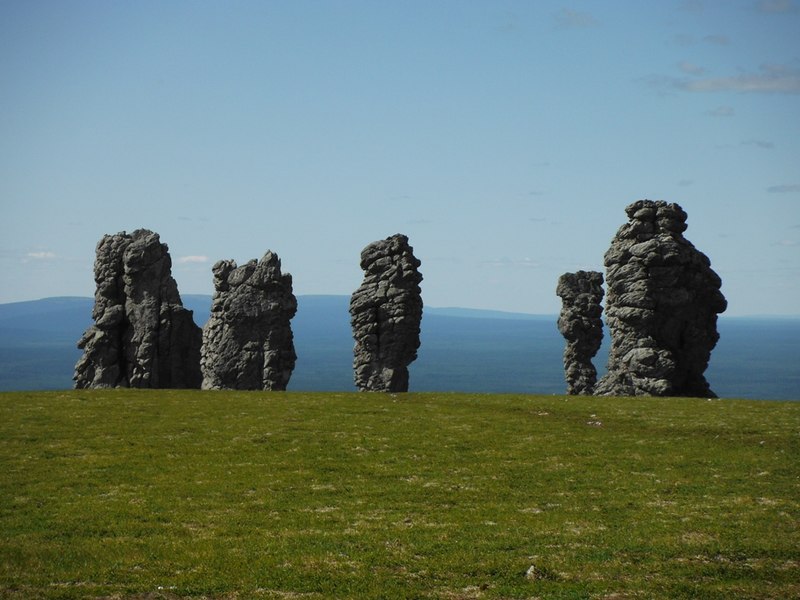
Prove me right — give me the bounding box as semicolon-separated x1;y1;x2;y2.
0;390;798;599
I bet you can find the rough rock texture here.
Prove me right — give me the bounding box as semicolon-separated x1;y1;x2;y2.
556;270;605;395
74;229;202;389
594;200;727;397
200;252;297;390
349;234;423;392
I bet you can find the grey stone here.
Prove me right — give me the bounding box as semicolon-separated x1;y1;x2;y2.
556;270;604;395
74;229;202;389
349;234;423;392
200;251;297;390
594;200;727;397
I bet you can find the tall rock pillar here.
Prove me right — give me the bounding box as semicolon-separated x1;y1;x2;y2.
200;251;297;390
349;234;423;392
74;229;202;389
556;270;604;395
594;200;727;397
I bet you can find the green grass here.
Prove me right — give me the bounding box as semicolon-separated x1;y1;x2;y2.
1;390;798;599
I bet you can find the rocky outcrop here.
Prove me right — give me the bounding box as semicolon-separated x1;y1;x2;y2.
200;252;297;390
74;229;202;389
349;234;423;392
556;270;604;395
594;200;727;397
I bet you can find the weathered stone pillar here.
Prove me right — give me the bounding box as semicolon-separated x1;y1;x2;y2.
74;229;202;389
201;251;297;390
594;200;727;397
556;270;604;395
349;234;423;392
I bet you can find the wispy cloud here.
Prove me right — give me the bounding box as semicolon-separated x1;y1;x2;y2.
485;257;541;269
177;255;209;264
777;239;799;246
742;139;775;149
494;12;520;34
767;184;800;193
650;64;800;94
703;34;730;45
706;105;735;117
678;179;694;187
672;33;731;46
26;251;56;260
678;64;800;93
678;60;707;75
756;0;797;14
554;8;598;29
679;0;705;13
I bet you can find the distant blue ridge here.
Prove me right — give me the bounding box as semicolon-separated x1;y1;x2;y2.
0;296;797;400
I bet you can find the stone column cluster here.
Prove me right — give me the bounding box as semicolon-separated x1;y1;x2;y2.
75;202;726;399
75;230;425;393
557;200;727;397
75;232;298;391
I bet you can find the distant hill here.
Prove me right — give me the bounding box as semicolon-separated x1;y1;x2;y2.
0;296;798;400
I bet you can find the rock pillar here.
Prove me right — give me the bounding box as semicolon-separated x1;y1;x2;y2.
349;234;423;392
556;270;604;395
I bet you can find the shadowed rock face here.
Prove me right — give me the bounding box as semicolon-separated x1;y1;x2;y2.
556;271;604;395
349;234;423;392
200;251;297;390
594;200;727;397
74;229;202;389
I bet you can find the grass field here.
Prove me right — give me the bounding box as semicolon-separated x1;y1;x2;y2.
1;390;798;599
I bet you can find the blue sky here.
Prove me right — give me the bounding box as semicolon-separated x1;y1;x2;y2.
1;0;798;316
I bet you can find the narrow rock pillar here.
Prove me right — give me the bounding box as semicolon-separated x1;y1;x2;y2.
349;234;423;392
556;271;604;395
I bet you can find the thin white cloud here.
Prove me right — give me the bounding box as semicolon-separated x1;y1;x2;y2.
672;33;730;47
177;255;209;264
706;105;735;117
742;139;775;149
678;60;707;76
756;0;796;13
647;65;800;95
680;0;705;13
777;239;799;246
703;34;730;45
26;251;56;260
676;64;800;94
554;8;598;29
767;184;800;193
495;12;520;34
486;257;541;269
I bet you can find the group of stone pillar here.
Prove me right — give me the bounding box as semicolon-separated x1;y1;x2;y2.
556;200;727;397
75;199;726;397
74;231;423;393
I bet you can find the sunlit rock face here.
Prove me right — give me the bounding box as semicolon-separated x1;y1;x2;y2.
594;200;727;397
200;251;297;391
556;270;604;395
74;229;202;389
349;234;423;392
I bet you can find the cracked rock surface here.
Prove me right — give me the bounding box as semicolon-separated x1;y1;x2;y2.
594;200;727;397
74;229;202;389
200;251;297;390
349;234;423;392
556;270;604;395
